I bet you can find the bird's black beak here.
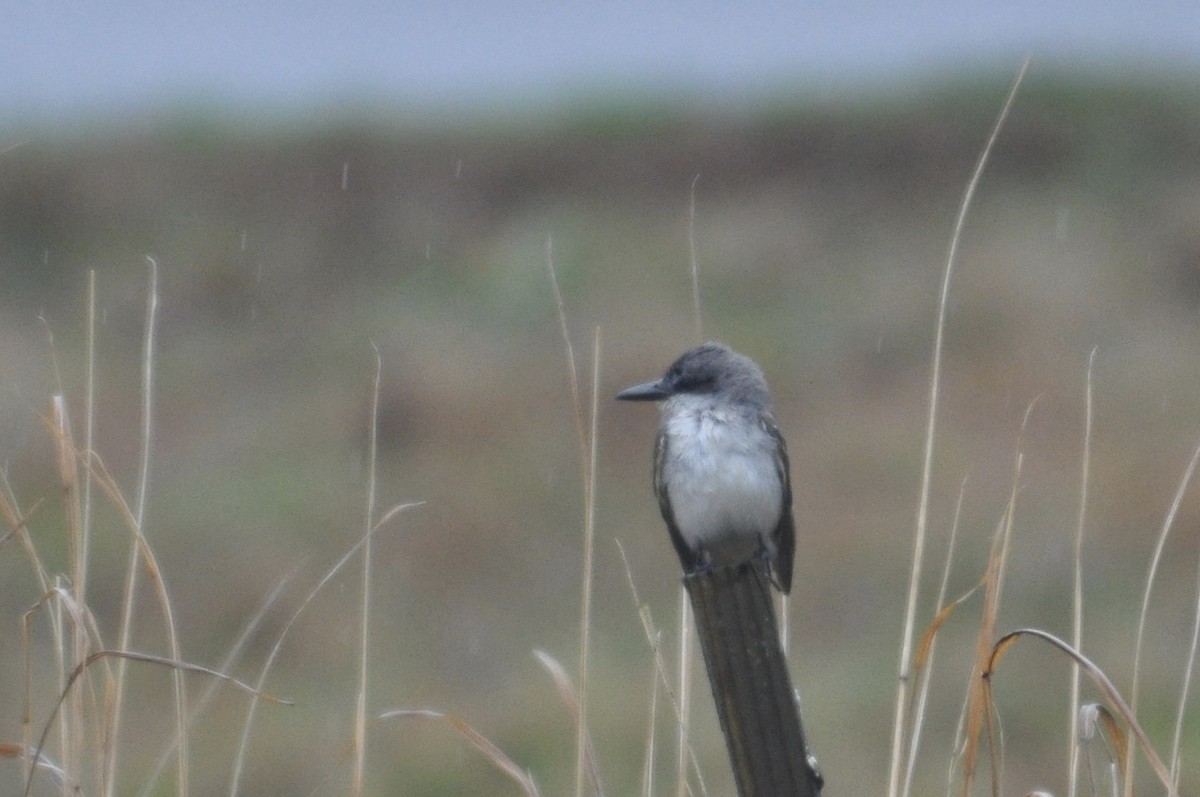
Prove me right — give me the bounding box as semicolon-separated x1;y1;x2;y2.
616;379;671;401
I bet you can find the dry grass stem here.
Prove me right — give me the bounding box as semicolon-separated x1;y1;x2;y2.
546;237;588;466
575;330;602;797
36;416;192;753
0;494;45;565
888;56;1031;797
352;344;384;797
986;629;1178;797
675;587;696;797
1068;348;1096;797
1126;439;1200;795
24;649;290;797
641;651;660;797
105;256;192;797
137;572;295;797
961;407;1030;797
534;650;605;796
547;239;603;797
1169;548;1200;787
902;477;970;797
227;501;422;796
616;540;707;795
380;710;541;797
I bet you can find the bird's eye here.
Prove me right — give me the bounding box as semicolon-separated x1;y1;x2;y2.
674;370;715;393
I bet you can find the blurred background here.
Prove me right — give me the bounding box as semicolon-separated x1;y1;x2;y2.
1;2;1200;795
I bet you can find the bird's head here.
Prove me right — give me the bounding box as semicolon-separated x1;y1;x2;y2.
616;342;771;407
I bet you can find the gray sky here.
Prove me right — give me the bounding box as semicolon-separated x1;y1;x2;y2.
6;1;1200;120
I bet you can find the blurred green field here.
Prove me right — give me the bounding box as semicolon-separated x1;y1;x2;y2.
2;68;1200;795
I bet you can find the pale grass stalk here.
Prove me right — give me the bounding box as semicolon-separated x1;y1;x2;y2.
1125;440;1200;797
228;502;421;796
154;258;188;797
968;405;1031;797
945;665;971;797
81;270;97;792
105;256;191;797
21;585;83;797
42;434;188;797
943;523;1007;797
56;272;96;792
675;589;693;797
688;174;703;342
901;476;968;797
546;237;589;464
36;317;75;795
572;331;602;797
616;541;707;796
984;448;1022;792
987;628;1178;797
137;572;294;797
84;259;186;797
1068;348;1097;797
351;345;383;797
641;647;660;797
18;582;104;797
1;476;60;785
50;395;84;794
157;256;191;797
380;709;540;797
1168;546;1200;787
887;58;1030;797
25;646;290;797
0;483;50;588
9;746;67;788
546;237;601;797
534;650;603;794
0;475;44;568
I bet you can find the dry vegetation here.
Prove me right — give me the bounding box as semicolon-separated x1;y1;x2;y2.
1;68;1200;795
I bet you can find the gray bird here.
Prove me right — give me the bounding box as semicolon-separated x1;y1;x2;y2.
616;342;795;593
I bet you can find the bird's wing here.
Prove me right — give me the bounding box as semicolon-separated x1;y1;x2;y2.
762;412;795;594
653;429;699;573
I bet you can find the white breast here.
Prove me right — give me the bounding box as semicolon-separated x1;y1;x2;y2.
660;398;782;551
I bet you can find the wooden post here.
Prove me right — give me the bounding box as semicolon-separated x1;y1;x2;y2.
684;560;822;797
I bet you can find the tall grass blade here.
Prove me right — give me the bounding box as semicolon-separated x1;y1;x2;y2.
1168;544;1200;787
351;345;383;797
227;501;421;796
676;588;694;797
902;478;970;797
642;651;660;797
987;629;1178;797
616;540;707;796
24;649;289;797
534;650;605;796
1126;439;1200;795
887;56;1031;797
381;710;541;797
137;572;294;797
573;331;602;796
546;238;601;797
1069;348;1097;797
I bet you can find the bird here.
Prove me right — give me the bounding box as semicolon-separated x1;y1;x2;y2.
616;342;795;593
